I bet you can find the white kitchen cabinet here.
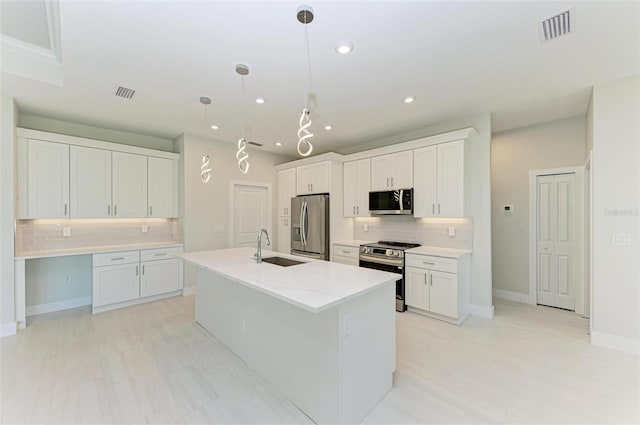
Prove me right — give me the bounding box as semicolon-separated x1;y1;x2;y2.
23;139;70;219
141;258;181;297
278;168;297;216
414;140;464;217
112;152;148;218
70;145;112;218
404;252;470;325
277;216;291;254
370;151;413;191
296;161;330;195
343;158;371;217
332;244;360;266
148;156;177;217
92;251;140;307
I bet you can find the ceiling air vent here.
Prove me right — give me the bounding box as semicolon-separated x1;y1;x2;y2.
247;141;263;147
540;8;574;43
113;85;136;100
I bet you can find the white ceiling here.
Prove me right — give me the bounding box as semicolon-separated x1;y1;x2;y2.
2;1;639;156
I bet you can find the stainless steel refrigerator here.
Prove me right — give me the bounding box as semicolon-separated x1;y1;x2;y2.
291;194;329;260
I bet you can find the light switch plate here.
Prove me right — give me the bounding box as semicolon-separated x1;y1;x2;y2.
612;233;631;246
214;224;225;233
62;227;71;237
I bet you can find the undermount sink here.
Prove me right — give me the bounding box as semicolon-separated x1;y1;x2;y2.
261;256;306;267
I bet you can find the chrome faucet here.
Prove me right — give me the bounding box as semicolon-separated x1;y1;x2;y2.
255;228;271;263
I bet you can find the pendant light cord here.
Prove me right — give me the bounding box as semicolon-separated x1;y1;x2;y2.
304;24;313;108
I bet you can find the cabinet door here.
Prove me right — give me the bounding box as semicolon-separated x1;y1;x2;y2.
148;157;176;217
390;151;413;189
140;258;181;297
93;263;140;307
278;168;296;216
27;139;69;218
310;161;330;193
343;161;358;217
70;146;111;218
429;270;458;318
370;155;390;191
413;146;437;217
405;266;429;310
277;216;291;254
356;158;371;216
112;152;148;217
296;165;312;195
437;140;464;217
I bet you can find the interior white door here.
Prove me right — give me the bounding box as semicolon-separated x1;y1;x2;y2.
537;173;576;310
234;184;270;248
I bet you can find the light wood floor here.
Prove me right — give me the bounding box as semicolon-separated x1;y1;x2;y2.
1;296;638;424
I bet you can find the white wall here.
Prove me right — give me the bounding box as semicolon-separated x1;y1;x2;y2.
591;74;640;354
19;114;173;151
176;133;292;288
491;116;587;296
339;113;494;317
26;256;92;307
0;96;17;336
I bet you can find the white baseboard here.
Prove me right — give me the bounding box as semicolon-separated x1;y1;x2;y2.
591;331;640;355
0;322;17;337
469;303;495;319
493;289;534;304
92;290;182;314
26;296;92;317
182;285;196;296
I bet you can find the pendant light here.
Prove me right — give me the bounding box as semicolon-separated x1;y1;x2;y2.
296;5;314;157
235;64;250;174
199;96;213;183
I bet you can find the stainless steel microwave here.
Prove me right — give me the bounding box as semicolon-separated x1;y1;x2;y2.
369;189;413;215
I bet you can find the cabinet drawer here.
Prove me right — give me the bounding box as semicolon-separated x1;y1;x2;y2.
93;251;140;267
333;245;359;259
333;255;359;267
405;254;457;273
141;247;182;262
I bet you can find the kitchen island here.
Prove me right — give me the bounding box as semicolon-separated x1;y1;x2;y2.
180;247;400;424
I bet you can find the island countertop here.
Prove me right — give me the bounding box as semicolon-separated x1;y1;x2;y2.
179;247;400;313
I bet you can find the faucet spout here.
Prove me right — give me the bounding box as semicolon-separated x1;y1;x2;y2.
256;228;271;263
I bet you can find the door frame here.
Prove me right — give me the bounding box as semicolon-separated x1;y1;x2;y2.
528;166;585;313
228;180;273;248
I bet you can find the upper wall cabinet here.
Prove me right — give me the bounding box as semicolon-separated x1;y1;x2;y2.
343;158;370;217
17;128;180;219
370;151;413;191
23;139;70;219
277;168;297;216
296;161;330;195
414;140;464;217
148;156;177;218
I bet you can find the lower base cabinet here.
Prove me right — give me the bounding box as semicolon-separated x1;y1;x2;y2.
93;246;183;311
332;244;360;266
404;253;470;325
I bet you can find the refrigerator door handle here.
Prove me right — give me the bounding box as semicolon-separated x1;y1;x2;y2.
300;201;307;246
303;201;309;246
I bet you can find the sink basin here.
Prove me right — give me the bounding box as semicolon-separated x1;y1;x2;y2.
261;256;306;267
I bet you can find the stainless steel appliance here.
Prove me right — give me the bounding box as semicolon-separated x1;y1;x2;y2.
369;189;413;215
291;194;330;260
359;241;420;312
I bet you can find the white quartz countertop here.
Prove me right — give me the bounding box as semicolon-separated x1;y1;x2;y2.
15;242;184;260
179;247;400;313
333;240;375;248
405;246;472;258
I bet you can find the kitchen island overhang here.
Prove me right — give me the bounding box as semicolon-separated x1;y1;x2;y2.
179;248;400;424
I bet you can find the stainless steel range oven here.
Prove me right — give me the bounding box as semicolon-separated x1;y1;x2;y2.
359;241;420;312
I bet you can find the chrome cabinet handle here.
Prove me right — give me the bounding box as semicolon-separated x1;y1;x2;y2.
386;177;389;187
108;205;111;216
391;177;394;187
142;265;145;275
114;205;117;216
356;206;359;214
150;205;153;216
423;261;435;265
154;253;167;256
353;206;356;215
64;204;68;216
111;257;125;261
438;204;441;214
430;274;433;286
342;250;350;254
424;273;427;285
136;265;139;276
432;204;435;215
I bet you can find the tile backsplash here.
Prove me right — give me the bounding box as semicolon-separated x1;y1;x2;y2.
353;216;473;249
15;218;182;254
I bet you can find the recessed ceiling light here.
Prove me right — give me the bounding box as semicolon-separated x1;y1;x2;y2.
335;42;353;55
324;125;333;130
255;97;266;104
275;142;283;147
404;96;415;104
210;125;219;130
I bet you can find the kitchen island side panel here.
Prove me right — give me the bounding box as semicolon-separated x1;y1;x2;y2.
195;266;395;425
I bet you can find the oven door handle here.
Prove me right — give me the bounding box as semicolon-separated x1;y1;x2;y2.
359;254;403;267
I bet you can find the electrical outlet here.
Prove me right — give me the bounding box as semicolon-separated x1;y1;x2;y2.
141;225;148;233
62;227;71;237
241;318;246;333
447;227;456;237
363;224;369;232
342;314;352;337
64;275;71;284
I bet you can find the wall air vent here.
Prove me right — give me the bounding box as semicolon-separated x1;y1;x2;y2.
247;141;263;147
113;85;136;100
540;8;574;43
